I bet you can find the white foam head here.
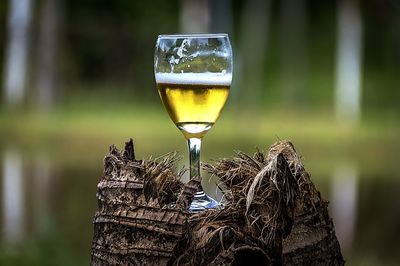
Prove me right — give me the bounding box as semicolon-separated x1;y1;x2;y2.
155;72;232;86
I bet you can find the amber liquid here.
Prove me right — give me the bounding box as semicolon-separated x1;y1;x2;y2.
157;83;230;139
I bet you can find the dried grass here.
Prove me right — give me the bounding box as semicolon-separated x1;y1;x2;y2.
172;140;302;265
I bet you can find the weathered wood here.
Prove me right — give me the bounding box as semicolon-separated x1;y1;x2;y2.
270;142;344;265
91;139;344;266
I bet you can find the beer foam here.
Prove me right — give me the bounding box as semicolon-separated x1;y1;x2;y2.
155;73;232;86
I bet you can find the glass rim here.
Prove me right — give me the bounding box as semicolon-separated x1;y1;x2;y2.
157;33;229;39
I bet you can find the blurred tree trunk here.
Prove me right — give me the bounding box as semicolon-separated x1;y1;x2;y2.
237;0;270;109
280;0;308;107
2;0;32;106
210;0;233;36
397;5;400;63
334;0;363;124
35;0;61;108
210;0;236;102
180;0;209;33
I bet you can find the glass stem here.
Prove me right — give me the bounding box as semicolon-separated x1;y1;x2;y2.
187;137;218;211
187;137;203;192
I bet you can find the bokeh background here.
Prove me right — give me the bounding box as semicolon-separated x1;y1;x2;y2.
0;0;399;265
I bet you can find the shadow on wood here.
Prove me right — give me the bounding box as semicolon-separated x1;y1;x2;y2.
91;139;344;266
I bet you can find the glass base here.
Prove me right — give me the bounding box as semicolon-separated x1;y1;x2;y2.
189;191;219;212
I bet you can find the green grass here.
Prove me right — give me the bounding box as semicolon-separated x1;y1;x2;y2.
0;103;399;177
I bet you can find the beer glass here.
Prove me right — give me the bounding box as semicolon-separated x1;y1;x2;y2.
154;34;233;211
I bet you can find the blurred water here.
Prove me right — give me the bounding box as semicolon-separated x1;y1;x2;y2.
0;142;399;265
330;163;358;251
2;149;24;244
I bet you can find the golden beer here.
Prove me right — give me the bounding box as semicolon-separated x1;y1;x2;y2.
157;82;229;139
154;34;233;210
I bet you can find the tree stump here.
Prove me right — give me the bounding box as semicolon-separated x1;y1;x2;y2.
91;139;344;266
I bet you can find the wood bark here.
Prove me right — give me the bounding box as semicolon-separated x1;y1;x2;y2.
91;139;344;265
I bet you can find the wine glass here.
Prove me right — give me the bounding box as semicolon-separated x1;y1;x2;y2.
154;34;233;211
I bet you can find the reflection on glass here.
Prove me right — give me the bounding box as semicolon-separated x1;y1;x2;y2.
330;163;358;251
2;149;24;243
